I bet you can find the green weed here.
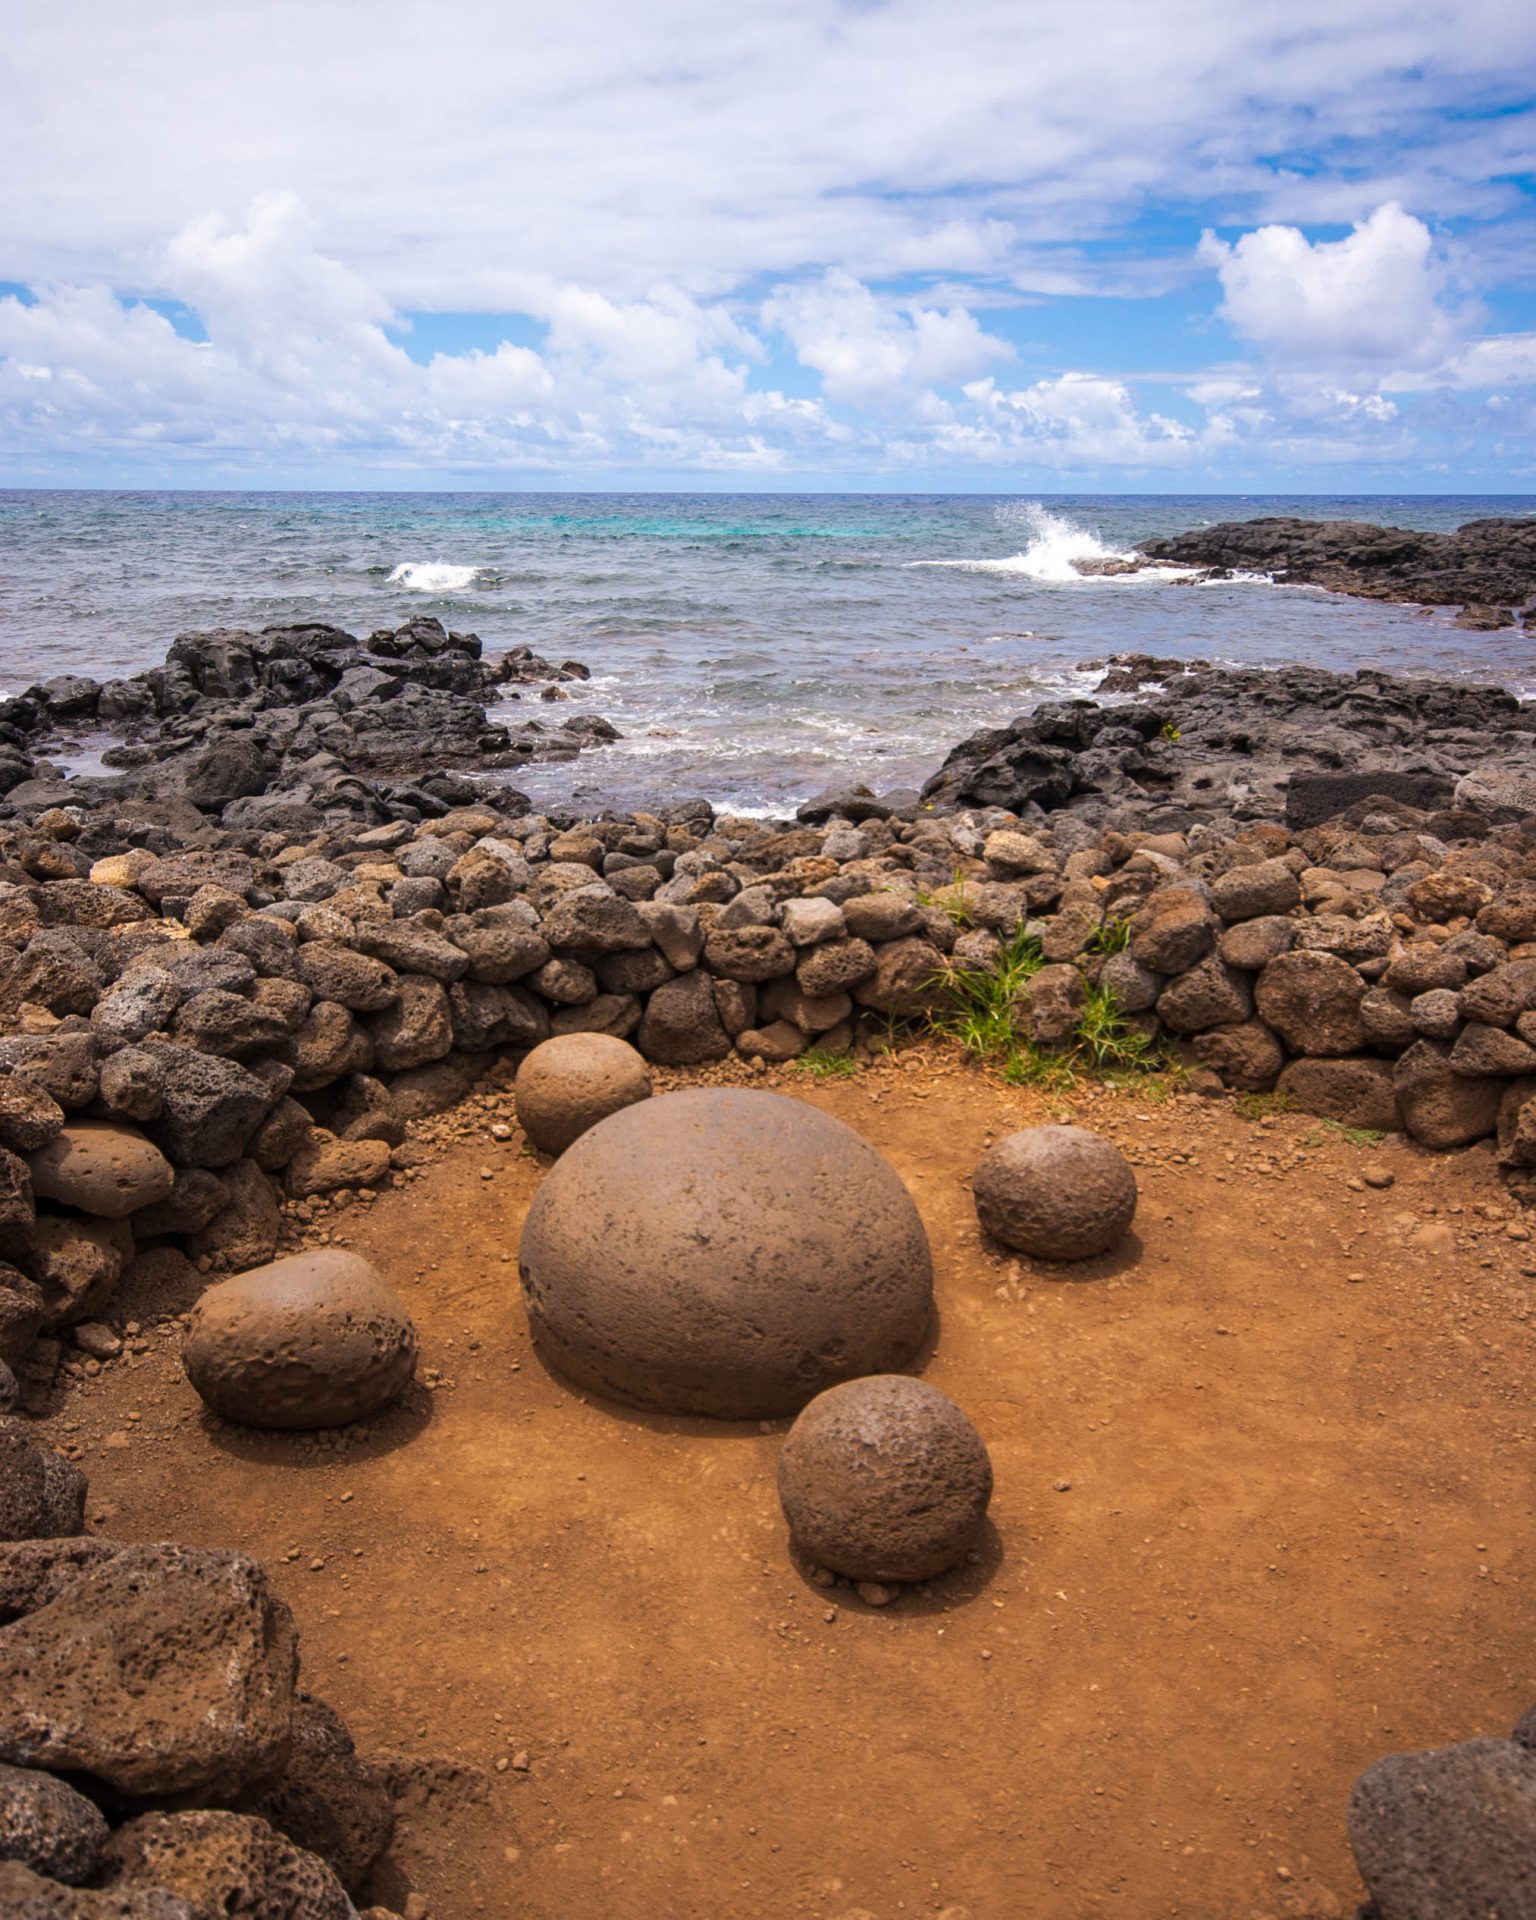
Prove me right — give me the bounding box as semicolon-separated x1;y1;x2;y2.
1085;914;1133;956
1234;1090;1295;1122
1300;1119;1386;1149
792;1047;860;1079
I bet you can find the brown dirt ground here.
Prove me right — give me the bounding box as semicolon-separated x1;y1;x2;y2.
35;1043;1536;1920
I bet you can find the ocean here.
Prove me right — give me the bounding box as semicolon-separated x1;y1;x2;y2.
2;490;1533;814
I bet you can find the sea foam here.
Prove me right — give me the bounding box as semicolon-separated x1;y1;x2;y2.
910;503;1205;584
388;561;482;593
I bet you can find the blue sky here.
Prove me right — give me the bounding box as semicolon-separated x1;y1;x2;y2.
2;0;1535;491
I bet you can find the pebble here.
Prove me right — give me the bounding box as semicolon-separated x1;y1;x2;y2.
856;1581;896;1607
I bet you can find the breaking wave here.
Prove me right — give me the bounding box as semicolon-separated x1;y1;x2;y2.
387;561;482;593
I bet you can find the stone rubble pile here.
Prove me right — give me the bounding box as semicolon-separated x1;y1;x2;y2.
0;1489;403;1916
3;773;1536;1397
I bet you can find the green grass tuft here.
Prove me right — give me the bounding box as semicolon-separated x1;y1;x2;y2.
1299;1119;1386;1149
792;1047;860;1079
1085;914;1134;956
1234;1090;1295;1122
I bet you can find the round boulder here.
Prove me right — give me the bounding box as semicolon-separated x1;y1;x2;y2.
513;1034;652;1155
777;1375;993;1583
26;1121;174;1219
182;1250;417;1430
972;1124;1137;1260
518;1088;932;1417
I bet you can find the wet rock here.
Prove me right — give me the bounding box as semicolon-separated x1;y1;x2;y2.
98;1809;353;1920
26;1123;174;1219
0;1539;298;1801
972;1125;1137;1261
514;1034;652;1155
778;1376;993;1584
519;1088;932;1417
0;1760;108;1883
183;1250;417;1430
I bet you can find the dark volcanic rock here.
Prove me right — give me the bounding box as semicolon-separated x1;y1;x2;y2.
3;616;611;828
921;655;1536;831
1137;514;1536;617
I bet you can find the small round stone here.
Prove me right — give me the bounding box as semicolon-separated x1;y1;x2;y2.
513;1034;652;1155
777;1376;993;1584
182;1251;417;1430
519;1088;933;1417
26;1121;174;1220
972;1124;1137;1260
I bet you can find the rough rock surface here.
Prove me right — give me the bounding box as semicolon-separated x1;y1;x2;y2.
246;1692;393;1896
513;1034;652;1155
0;1860;197;1916
777;1375;993;1583
519;1088;933;1417
183;1250;417;1430
972;1125;1138;1261
921;653;1536;833
1136;515;1536;620
0;1761;108;1883
0;1423;87;1542
98;1809;354;1920
1349;1735;1536;1920
0;1539;297;1801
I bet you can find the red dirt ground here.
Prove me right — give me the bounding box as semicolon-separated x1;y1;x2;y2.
37;1044;1536;1920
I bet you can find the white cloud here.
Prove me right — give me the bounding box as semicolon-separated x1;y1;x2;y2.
762;273;1010;402
1200;202;1458;366
4;0;1535;302
945;373;1201;468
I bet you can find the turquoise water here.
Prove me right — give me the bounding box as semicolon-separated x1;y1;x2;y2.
1;490;1532;810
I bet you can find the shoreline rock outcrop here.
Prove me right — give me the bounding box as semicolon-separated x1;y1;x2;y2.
1132;514;1536;627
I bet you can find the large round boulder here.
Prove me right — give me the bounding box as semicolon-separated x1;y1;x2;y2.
972;1124;1137;1260
182;1251;417;1430
518;1088;932;1417
514;1034;652;1155
778;1375;992;1583
26;1122;174;1219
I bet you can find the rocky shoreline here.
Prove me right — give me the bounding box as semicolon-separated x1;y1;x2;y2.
7;604;1536;1910
1121;512;1536;628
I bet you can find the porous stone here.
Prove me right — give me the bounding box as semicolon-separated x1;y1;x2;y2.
0;1859;197;1914
1350;1737;1536;1920
0;1425;87;1543
513;1034;652;1156
1394;1040;1504;1150
0;1539;297;1802
98;1810;353;1920
519;1088;932;1418
31;1214;132;1329
0;1760;108;1884
1191;1019;1285;1091
634;972;731;1065
368;974;451;1072
1254;950;1368;1056
0;1079;65;1155
283;1134;391;1200
186;1161;281;1271
1210;858;1301;920
778;1375;993;1584
1155;956;1253;1034
26;1123;174;1220
1275;1057;1399;1133
972;1125;1137;1261
183;1250;417;1430
246;1692;393;1897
